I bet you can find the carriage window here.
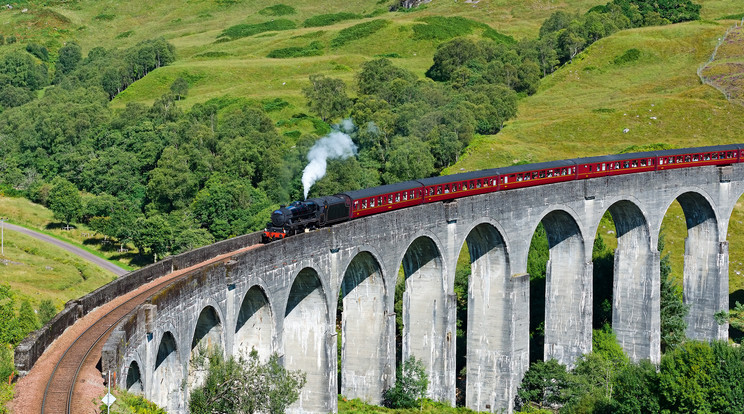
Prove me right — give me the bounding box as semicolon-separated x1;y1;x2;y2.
539;171;545;178
378;196;383;205
444;185;450;194
387;195;392;203
623;161;630;168
728;152;733;158
517;175;522;182
693;155;699;162
704;154;710;161
361;200;367;209
476;180;482;188
685;156;691;162
632;160;637;167
712;153;719;160
395;193;400;202
588;165;593;172
640;159;646;166
354;201;359;209
615;162;620;169
546;170;553;177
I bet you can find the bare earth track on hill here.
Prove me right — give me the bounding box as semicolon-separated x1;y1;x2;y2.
10;243;260;414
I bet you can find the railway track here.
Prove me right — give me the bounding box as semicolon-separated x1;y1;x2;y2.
40;244;260;414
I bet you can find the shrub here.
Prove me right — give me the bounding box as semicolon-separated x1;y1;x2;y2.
304;12;361;28
116;30;133;39
218;19;296;41
258;4;296;16
94;14;116;21
382;356;428;409
614;48;641;65
331;19;390;48
25;43;49;61
267;41;324;58
194;51;232;58
262;97;290;112
38;300;57;326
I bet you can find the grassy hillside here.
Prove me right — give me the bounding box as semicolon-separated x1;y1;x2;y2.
0;226;117;309
448;21;744;170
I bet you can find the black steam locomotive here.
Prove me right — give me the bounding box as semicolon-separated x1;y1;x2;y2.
262;195;351;242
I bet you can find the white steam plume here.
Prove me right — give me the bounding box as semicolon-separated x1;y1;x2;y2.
302;124;358;199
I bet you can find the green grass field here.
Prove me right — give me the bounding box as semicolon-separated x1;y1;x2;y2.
0;225;117;310
0;196;138;267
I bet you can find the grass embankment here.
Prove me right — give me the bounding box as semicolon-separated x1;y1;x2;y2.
0;196;133;308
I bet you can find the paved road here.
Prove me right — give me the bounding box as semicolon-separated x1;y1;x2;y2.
2;222;128;276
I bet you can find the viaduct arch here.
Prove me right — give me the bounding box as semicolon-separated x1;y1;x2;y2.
103;164;742;413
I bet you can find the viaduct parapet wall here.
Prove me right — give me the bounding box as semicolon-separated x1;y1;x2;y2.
99;165;742;413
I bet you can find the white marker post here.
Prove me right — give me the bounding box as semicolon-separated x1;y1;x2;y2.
102;371;116;414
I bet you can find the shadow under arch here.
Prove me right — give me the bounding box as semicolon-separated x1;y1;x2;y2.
152;331;181;412
235;285;274;361
125;359;143;394
604;200;659;363
338;251;390;404
399;235;448;402
284;267;332;413
674;191;727;341
188;306;224;392
539;209;589;366
459;222;514;412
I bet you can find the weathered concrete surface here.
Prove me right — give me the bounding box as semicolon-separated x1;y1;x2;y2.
103;164;744;413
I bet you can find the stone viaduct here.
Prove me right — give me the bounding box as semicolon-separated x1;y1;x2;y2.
102;164;741;413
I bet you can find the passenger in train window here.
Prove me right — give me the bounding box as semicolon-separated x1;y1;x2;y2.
623;161;629;168
362;200;368;209
704;154;710;161
685;156;691;162
388;195;393;203
632;160;638;167
615;162;620;169
693;155;699;162
395;193;400;202
640;159;646;166
517;175;523;181
354;201;359;209
539;171;545;178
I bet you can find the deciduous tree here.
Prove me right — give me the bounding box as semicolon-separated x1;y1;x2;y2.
302;75;351;122
48;177;83;229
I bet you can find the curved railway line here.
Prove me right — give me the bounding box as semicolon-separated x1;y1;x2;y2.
37;243;261;414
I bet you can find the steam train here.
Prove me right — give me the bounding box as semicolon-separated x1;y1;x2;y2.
262;144;743;242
